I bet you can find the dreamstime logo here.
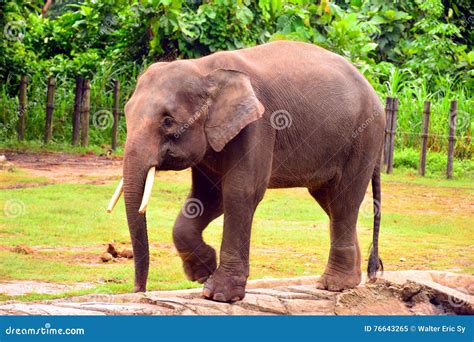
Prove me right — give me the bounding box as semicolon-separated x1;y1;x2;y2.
448;287;470;308
5;322;85;336
280;15;298;32
182;198;204;219
270;110;292;130
3;199;26;218
100;15;117;35
3;21;25;42
360;198;380;219
174;109;205;139
173;94;216;139
352;104;381;139
88;287;115;304
450;110;471;134
92;110;114;130
451;15;474;40
181;22;202;43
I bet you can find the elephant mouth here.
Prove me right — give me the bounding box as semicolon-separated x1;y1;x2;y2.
159;155;194;171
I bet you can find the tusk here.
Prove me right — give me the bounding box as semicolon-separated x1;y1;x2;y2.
138;167;156;214
107;178;123;213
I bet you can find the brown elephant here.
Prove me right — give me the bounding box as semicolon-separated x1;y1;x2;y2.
107;40;384;302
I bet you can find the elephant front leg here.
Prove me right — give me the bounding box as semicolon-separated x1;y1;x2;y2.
202;186;265;302
173;168;223;283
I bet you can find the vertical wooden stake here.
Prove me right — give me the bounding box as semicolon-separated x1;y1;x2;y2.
112;80;120;151
18;75;28;141
386;98;398;174
44;76;56;144
81;79;91;147
383;97;393;166
446;100;457;179
418;101;430;176
72;77;83;145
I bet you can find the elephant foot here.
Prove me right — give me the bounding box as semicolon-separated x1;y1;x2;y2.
316;271;361;291
202;267;247;302
179;244;217;283
134;285;146;293
316;244;361;292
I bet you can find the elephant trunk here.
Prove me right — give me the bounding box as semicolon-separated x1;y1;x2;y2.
122;143;157;292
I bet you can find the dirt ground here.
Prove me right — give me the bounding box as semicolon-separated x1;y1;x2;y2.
1;150;123;185
1;150;190;187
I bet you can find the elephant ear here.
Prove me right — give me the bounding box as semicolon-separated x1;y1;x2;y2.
204;69;265;152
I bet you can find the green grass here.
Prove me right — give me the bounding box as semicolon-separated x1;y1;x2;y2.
0;139;124;156
0;167;473;302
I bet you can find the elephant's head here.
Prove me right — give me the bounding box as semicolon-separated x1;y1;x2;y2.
107;61;264;292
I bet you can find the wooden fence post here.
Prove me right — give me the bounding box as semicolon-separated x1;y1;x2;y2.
418;101;430;176
383;97;393;166
80;79;91;147
386;98;398;174
112;79;120;150
18;75;28;141
44;76;56;144
72;77;83;145
446;100;457;179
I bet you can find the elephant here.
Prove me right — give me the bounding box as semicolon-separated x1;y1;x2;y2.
107;40;385;302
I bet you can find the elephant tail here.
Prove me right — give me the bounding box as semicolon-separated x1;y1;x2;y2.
367;161;383;279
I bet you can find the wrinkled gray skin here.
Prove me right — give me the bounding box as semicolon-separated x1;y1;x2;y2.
123;41;384;302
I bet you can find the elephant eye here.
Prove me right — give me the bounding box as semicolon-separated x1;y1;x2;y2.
162;116;174;128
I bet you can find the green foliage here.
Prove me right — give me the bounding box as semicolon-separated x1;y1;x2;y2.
394;147;473;177
0;0;472;158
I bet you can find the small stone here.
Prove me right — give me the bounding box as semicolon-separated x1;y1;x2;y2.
100;252;113;262
400;257;406;262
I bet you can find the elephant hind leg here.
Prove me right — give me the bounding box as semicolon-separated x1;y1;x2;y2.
308;174;370;291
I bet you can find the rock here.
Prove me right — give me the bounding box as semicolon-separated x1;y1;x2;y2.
431;272;474;295
0;304;105;315
100;252;113;262
0;155;6;162
0;281;94;296
400;257;406;262
0;271;472;316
